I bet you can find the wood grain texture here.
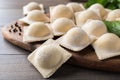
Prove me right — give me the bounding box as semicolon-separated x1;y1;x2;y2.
0;9;22;25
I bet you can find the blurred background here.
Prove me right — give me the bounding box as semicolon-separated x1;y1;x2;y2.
0;0;86;25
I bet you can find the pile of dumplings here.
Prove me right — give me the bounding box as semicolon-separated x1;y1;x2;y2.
19;2;120;78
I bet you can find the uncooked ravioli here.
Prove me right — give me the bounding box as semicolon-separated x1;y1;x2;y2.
23;22;53;42
35;45;62;69
27;22;50;37
50;5;74;22
23;2;44;15
75;10;101;27
106;9;120;21
88;3;107;19
28;39;72;78
66;2;85;12
19;10;50;24
81;20;107;41
51;18;75;36
57;27;91;51
92;33;120;60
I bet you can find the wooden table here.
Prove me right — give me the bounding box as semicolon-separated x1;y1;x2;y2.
0;0;120;80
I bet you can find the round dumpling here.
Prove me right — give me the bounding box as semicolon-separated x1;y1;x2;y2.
92;33;120;60
88;3;107;19
19;10;50;24
35;45;62;69
105;8;112;13
93;33;120;51
23;22;53;42
75;10;101;27
27;10;49;22
51;5;74;21
106;9;120;21
103;9;112;20
27;22;50;37
66;2;85;12
23;2;44;15
81;20;107;40
58;27;91;51
27;39;72;78
51;18;75;36
64;28;90;47
25;2;41;11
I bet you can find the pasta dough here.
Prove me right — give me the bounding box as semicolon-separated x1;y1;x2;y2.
66;2;85;12
23;22;53;42
28;39;72;78
23;2;44;15
19;10;50;24
57;27;91;51
81;20;107;41
106;9;120;21
75;10;101;27
51;18;75;36
50;5;74;22
88;3;107;19
92;33;120;60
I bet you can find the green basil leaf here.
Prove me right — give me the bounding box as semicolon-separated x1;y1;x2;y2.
103;21;120;37
117;0;120;2
84;0;120;9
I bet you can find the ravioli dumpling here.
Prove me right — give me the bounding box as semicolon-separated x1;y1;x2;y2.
51;18;75;36
57;27;91;51
103;9;112;20
19;10;50;24
92;33;120;60
81;20;107;41
88;3;107;19
66;2;85;13
23;2;44;15
28;39;72;78
50;5;74;22
106;9;120;21
75;10;101;27
23;22;53;42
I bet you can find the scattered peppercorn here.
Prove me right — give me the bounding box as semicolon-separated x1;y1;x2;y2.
9;29;11;32
13;28;18;33
19;27;22;32
15;22;18;27
19;33;21;35
11;25;13;28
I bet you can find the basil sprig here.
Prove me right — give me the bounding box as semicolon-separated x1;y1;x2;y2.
84;0;120;10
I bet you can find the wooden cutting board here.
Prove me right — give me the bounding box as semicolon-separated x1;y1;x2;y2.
2;21;120;72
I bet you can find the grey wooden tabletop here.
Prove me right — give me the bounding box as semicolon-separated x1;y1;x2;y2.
0;0;120;80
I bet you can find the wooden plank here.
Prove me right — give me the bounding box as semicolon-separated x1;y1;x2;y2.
0;55;43;80
0;0;70;9
0;38;29;55
0;9;22;25
0;55;120;80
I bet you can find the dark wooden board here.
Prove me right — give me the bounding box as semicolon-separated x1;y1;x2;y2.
2;21;120;72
